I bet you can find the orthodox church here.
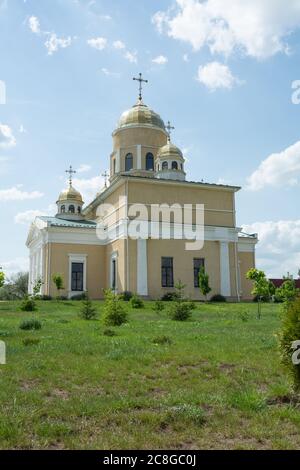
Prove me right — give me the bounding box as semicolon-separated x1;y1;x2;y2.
26;74;257;301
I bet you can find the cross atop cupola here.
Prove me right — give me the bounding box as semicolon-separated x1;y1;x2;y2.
133;73;148;102
166;120;175;142
65;165;76;186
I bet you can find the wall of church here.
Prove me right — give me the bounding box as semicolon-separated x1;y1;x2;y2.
127;180;236;228
147;239;224;300
106;238;126;293
47;243;106;299
238;251;256;300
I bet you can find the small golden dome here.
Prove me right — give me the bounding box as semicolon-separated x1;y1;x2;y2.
157;141;184;160
117;100;165;131
58;185;83;204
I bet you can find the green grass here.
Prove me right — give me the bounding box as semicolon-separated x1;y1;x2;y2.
0;300;298;450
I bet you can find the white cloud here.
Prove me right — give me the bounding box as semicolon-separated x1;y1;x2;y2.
0;124;16;148
0;186;44;201
113;40;125;50
72;175;104;203
197;61;240;91
124;50;137;64
242;220;300;278
101;68;120;77
152;0;300;59
14;204;56;225
87;37;107;50
247;140;300;191
76;164;91;173
183;53;189;62
1;257;29;275
28;15;40;34
45;33;72;55
152;55;168;65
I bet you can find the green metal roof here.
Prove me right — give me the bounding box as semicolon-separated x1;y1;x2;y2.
38;216;96;229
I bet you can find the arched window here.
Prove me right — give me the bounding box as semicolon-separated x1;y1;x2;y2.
69;205;75;214
146;153;154;171
112;159;116;175
78;206;81;214
162;161;168;170
125;153;133;171
172;161;178;170
61;205;65;213
180;163;183;170
157;164;160;171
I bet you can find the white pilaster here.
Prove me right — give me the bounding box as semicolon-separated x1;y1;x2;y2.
137;145;142;169
116;149;121;173
220;241;231;297
137;238;148;296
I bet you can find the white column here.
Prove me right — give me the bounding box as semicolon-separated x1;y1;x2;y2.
116;149;121;173
220;241;231;297
137;145;142;169
137;238;148;296
28;255;33;294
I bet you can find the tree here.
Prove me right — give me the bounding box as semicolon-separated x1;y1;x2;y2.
80;293;97;320
276;278;299;303
246;268;271;319
199;267;211;301
278;297;300;393
169;281;193;321
0;271;5;289
102;289;128;326
33;277;43;297
52;273;64;298
0;272;29;300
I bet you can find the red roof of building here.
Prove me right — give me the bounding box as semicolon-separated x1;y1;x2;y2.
269;279;300;288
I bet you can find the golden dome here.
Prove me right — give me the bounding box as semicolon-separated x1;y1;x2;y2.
117;100;165;131
157;141;184;160
58;185;83;204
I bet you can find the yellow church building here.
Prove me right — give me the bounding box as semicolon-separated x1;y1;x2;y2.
26;75;257;301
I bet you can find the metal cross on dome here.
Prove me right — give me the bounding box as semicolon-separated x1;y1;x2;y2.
133;73;148;101
166;120;175;142
65;165;76;186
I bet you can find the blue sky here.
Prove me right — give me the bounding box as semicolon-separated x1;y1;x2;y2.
1;0;300;278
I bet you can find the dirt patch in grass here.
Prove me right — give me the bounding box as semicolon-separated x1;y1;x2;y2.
267;394;300;407
48;389;70;400
19;379;40;391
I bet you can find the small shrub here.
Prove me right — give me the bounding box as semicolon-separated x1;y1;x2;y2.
152;300;165;314
210;294;227;302
79;294;97;320
103;328;117;337
20;296;37;312
71;292;87;301
19;319;42;331
170;404;205;426
102;289;128;327
161;292;179;301
169;302;192;321
152;335;172;345
41;295;52;301
23;337;40;346
239;310;250;322
130;294;144;309
119;291;133;301
278;298;300;392
186;301;196;310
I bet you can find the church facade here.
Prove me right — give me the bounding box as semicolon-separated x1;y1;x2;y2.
26;77;257;301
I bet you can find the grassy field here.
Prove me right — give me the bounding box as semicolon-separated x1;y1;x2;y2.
0;299;299;450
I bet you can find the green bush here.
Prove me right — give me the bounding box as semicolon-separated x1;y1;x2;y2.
118;291;133;301
103;328;117;337
152;300;165;314
71;292;87;301
169;302;192;321
79;294;97;320
278;298;300;392
152;335;172;345
23;337;40;346
20;296;37;312
102;289;128;327
130;294;144;309
210;294;227;302
161;292;179;301
19;319;42;331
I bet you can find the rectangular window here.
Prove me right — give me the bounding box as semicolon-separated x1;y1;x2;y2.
161;257;174;288
194;258;205;288
112;259;116;290
71;262;83;291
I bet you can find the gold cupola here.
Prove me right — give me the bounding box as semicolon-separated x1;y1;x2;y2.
156;122;186;181
56;166;84;220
